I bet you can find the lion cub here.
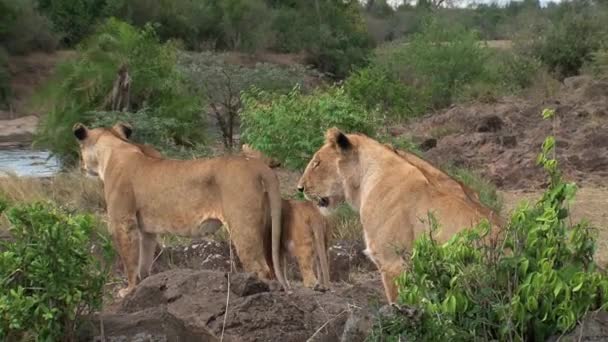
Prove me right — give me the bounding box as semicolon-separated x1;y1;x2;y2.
241;145;331;290
279;199;331;290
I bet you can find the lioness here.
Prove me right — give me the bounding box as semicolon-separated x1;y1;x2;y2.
240;144;331;290
280;199;331;290
73;122;287;297
297;128;503;303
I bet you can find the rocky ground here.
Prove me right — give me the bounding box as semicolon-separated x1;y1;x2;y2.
396;75;608;190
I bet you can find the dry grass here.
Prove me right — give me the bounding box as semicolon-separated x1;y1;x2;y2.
0;170;105;213
328;205;363;243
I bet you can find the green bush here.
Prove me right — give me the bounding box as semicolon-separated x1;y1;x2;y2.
36;0;107;46
528;5;606;78
0;0;59;54
305;1;374;79
33;18;204;164
585;47;608;77
241;85;379;169
105;0;225;50
344;64;422;119
346;19;490;118
371;109;608;341
87;109;209;158
0;202;113;341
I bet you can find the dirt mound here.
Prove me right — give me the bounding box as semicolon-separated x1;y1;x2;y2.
399;76;608;190
152;239;375;285
86;268;385;342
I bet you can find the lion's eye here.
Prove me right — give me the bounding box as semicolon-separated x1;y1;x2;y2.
313;160;320;168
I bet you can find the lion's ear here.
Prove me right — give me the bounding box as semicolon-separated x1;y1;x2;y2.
325;127;351;151
73;123;88;141
112;122;133;139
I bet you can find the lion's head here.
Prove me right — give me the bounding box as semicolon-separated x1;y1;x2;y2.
73;122;134;178
297;128;361;214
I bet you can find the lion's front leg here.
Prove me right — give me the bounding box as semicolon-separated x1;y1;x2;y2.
110;217;140;298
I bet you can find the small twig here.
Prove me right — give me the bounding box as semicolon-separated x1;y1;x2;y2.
100;314;106;342
306;309;348;342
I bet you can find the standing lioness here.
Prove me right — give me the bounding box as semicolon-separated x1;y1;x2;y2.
297;128;503;303
73;122;288;297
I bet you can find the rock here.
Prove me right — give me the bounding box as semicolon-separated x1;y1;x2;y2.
229;272;269;297
98;268;386;342
419;138;437;151
496;135;517;148
340;307;374;342
81;306;219;342
546;310;608;342
563;75;593;90
328;241;375;282
476;115;503;133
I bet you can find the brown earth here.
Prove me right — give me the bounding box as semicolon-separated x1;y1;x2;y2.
396;75;608;190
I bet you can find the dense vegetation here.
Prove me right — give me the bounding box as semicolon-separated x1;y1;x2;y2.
0;199;113;340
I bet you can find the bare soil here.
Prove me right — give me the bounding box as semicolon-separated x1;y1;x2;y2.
397;75;608;190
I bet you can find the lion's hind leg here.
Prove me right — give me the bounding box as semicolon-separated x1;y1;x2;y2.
138;231;157;281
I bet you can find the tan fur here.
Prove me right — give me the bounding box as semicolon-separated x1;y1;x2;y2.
73;122;288;297
241;144;281;168
297;128;504;304
280;199;331;290
241;144;331;290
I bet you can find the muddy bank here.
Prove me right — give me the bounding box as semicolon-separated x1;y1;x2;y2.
397;76;608;190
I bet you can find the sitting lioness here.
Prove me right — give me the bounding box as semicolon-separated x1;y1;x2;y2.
297;128;503;303
73;122;288;297
240;144;331;290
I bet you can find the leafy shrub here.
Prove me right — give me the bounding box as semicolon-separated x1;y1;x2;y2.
35;0;107;46
33;18;204;164
344;65;420;119
305;1;374;79
220;0;274;52
179;51;313;148
371;109;608;341
0;0;59;54
0;202;113;341
584;47;608;77
87;109;209;158
241;85;378;169
346;19;490;118
526;5;607;78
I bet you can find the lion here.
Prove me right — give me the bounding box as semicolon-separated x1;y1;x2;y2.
242;143;281;168
240;144;331;290
384;144;495;212
297;128;503;303
73;122;288;297
280;199;331;290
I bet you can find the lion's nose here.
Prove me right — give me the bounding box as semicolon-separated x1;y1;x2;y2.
297;186;304;193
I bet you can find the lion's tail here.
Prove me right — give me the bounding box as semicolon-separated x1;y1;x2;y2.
265;170;288;291
314;219;331;288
